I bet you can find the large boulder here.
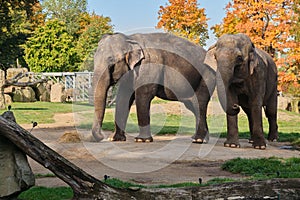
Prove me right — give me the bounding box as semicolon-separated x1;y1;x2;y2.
4;94;12;105
35;83;50;102
50;83;65;102
6;68;29;82
12;87;36;102
0;110;35;199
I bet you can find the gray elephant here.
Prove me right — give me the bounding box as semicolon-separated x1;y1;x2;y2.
208;33;278;149
92;32;216;143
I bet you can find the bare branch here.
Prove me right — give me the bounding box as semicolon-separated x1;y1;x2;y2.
3;72;48;88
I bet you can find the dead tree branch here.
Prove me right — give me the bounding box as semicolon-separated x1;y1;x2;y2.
0;115;131;199
3;72;48;88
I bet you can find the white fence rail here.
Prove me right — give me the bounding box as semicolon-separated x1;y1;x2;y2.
30;72;94;102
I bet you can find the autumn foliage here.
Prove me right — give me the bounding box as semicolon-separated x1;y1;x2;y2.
212;0;300;96
157;0;209;46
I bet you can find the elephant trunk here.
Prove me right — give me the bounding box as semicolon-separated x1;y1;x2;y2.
92;71;111;142
216;71;240;116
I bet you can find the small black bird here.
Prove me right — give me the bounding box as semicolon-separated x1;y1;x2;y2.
30;121;38;133
104;174;110;181
276;171;280;177
32;121;38;128
8;105;11;110
198;178;202;185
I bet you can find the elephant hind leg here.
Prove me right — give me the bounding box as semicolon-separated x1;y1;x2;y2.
265;105;278;142
110;82;135;142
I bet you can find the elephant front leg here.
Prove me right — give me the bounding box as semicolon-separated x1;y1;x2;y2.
250;106;266;149
92;81;110;142
134;90;154;143
224;115;240;148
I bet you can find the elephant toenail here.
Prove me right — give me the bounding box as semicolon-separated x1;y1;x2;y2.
224;143;230;147
192;139;205;144
254;146;266;150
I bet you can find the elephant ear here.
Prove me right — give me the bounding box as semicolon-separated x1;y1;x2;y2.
125;40;145;70
249;44;259;75
204;43;217;71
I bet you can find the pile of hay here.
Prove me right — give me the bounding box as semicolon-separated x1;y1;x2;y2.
58;131;81;143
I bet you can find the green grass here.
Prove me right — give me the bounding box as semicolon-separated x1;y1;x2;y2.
34;173;56;178
79;112;196;135
222;157;300;179
1;102;93;124
205;177;236;185
78;110;300;144
18;186;73;200
104;178;146;189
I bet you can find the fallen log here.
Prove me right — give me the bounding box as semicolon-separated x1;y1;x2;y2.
0;115;131;199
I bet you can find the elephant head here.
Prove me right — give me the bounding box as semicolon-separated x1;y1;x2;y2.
209;33;258;115
92;33;144;141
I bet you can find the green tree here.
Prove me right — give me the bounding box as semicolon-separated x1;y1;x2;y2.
41;0;87;36
157;0;209;46
24;19;79;72
0;0;41;70
76;13;113;71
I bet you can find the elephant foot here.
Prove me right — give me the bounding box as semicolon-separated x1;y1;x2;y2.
192;138;208;144
254;145;266;150
108;134;126;142
135;137;153;143
92;131;104;142
248;139;253;144
267;136;278;142
224;143;240;148
191;134;208;144
252;140;267;150
224;139;240;148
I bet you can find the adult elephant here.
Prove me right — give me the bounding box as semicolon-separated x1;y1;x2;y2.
92;32;216;143
208;33;278;149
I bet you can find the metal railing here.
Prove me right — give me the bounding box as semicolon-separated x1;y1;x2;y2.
29;72;94;102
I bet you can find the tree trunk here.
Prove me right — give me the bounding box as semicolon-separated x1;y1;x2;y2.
0;115;131;199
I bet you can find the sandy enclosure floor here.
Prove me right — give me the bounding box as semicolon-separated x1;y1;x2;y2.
21;101;300;187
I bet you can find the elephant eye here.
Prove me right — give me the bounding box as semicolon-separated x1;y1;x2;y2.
236;55;243;63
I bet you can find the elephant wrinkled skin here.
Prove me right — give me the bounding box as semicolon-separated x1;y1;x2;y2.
92;33;216;143
208;33;278;149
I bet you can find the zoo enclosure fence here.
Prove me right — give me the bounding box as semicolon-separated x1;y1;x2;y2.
28;72;116;104
29;72;93;102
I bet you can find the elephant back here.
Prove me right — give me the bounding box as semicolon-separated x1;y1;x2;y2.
130;33;207;68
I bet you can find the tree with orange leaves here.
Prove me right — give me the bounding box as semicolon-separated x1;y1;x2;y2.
157;0;209;46
213;0;300;96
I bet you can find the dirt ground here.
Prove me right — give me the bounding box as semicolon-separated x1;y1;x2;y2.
22;101;300;188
